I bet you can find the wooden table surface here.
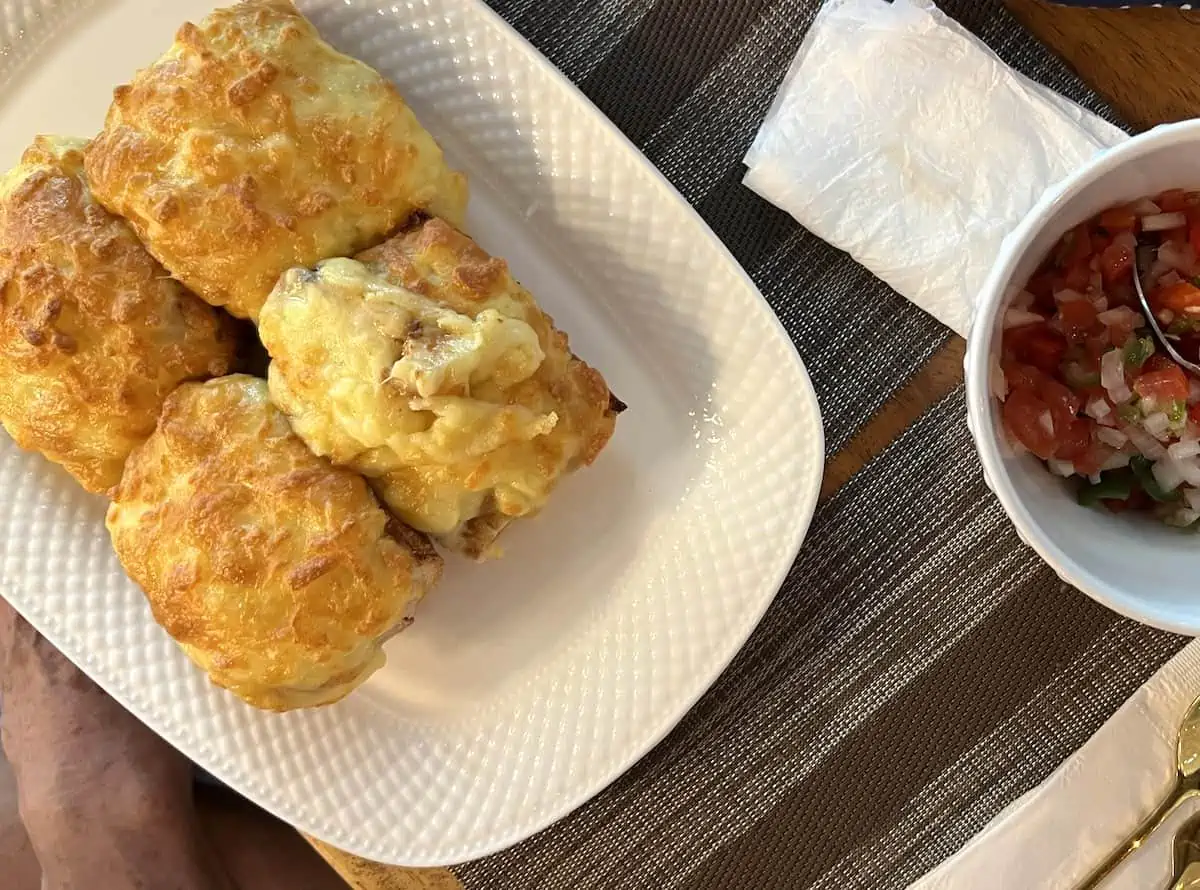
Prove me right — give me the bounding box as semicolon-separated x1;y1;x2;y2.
313;2;1200;886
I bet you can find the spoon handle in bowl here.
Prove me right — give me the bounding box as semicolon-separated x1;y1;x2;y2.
1171;862;1200;890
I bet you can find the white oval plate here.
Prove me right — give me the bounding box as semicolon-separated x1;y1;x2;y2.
0;0;824;866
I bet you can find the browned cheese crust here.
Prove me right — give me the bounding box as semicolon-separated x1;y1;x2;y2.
0;135;235;493
84;0;468;321
259;218;619;559
106;375;443;711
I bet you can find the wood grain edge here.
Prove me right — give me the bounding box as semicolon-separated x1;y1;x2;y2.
1004;0;1200;130
820;337;965;502
305;836;464;890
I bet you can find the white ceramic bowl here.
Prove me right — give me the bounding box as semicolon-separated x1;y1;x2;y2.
966;119;1200;634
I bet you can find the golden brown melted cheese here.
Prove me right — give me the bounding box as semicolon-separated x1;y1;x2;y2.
84;0;468;321
259;218;619;558
107;375;442;711
0;135;235;493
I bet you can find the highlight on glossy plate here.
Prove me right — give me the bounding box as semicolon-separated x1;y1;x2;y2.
995;188;1200;526
0;0;823;865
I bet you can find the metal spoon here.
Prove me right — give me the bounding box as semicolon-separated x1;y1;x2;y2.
1078;694;1200;888
1132;243;1200;376
1170;808;1200;888
1173;862;1200;890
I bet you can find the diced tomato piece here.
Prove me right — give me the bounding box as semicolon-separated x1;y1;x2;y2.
1157;280;1200;315
1108;319;1134;348
1189;402;1200;426
1004;323;1067;374
1053;419;1091;461
1002;361;1050;393
1098;206;1138;232
1159;189;1190;213
1057;224;1093;269
1102;498;1129;513
1107;280;1136;308
1039;376;1083;430
1058;299;1097;343
1073;441;1113;476
1003;388;1058;460
1099;240;1134;283
1128;488;1153;511
1061;261;1092;292
1145;354;1175;373
1134;365;1189;404
1189;221;1200;257
1026;272;1057;314
1085;328;1115;359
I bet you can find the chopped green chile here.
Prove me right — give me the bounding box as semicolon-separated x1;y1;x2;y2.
1123;336;1155;370
1131;456;1183;502
1117;401;1142;423
1060;361;1100;388
1169;316;1200;335
1077;468;1135;507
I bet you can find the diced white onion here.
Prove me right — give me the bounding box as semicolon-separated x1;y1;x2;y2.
1159;240;1197;273
990;356;1007;403
1161;271;1183;290
1168;507;1200;527
1004;308;1046;330
1101;451;1132;471
1013;290;1035;310
1096;425;1127;447
1179;457;1200;487
1053;288;1087;304
1101;349;1133;403
1187;487;1200;513
1092;296;1109;313
1097;306;1140;327
1126;424;1168;459
1048;459;1075;477
1188;378;1200;406
1142;212;1188;231
1153;456;1187;492
1132;198;1163;216
1089;271;1104;294
1087;398;1113;421
1170;438;1200;460
1145;411;1172;438
1162;309;1177;325
1038;410;1054;437
1114;230;1139;251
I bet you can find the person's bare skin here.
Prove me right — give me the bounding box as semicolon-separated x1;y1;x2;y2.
0;597;348;890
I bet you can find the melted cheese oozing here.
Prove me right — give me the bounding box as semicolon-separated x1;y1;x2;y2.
260;258;561;536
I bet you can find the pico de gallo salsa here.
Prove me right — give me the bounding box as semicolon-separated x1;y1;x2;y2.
997;188;1200;526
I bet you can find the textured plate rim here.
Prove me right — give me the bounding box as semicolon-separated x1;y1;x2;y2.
0;0;826;864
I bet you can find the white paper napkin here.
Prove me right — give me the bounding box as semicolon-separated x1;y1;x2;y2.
743;0;1128;336
912;639;1200;889
744;0;1200;885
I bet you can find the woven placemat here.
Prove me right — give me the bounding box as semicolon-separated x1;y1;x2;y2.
452;2;1188;888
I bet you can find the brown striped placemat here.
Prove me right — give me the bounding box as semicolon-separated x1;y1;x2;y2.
432;2;1188;887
